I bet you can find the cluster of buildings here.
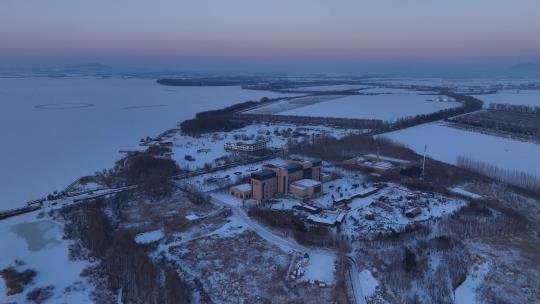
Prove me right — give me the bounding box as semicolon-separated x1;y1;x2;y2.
343;153;415;175
230;158;325;201
224;140;267;153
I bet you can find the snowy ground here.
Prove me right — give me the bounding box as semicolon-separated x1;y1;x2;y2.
0;211;93;303
474;89;540;107
279;93;459;122
302;254;336;284
341;183;466;237
382;122;540;177
454;262;491;304
358;269;379;299
0;77;297;210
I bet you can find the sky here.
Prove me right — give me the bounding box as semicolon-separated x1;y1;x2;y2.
1;0;540;74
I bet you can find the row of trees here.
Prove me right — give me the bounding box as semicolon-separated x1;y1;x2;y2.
489;103;540;114
287;133;417;163
180;97;273;134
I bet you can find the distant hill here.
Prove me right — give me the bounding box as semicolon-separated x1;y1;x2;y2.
505;62;540;77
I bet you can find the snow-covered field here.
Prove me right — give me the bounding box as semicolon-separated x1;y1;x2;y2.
382;122;540;177
0;77;294;210
280;94;460;122
244;95;341;115
0;211;93;303
289;84;369;91
474;89;540;107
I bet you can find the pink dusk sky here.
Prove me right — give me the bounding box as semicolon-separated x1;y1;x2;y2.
1;0;540;73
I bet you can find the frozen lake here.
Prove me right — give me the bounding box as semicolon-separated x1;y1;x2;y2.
0;77;292;209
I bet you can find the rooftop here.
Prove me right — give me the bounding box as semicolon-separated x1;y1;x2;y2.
232;183;252;192
251;170;276;180
285;163;303;173
292;179;322;188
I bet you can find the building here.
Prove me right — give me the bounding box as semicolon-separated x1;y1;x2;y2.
261;163;304;193
230;183;252;200
307;211;345;227
250;170;277;200
404;207;422;218
288;158;322;181
248;159;323;201
333;185;381;206
289;179;322;198
224;140;267;153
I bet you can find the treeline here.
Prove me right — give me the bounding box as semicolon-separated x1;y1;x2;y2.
457;156;540;192
489;103;540;114
288;133;417;163
61;200;191;304
180;97;273;134
383;91;483;131
451;113;540;138
157;78;256;86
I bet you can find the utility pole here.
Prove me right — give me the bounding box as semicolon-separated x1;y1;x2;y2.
422;144;427;181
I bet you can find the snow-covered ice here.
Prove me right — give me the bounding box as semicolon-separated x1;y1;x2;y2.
0;77;295;209
474;90;540;108
0;212;92;302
